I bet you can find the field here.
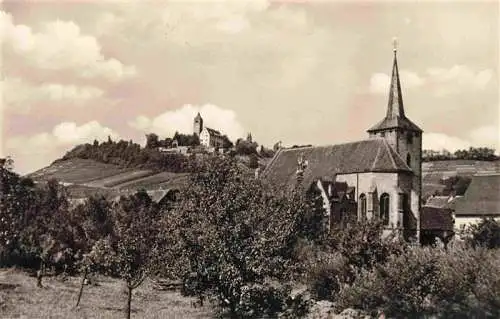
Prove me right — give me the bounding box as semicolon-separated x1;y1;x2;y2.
0;268;213;319
27;159;189;198
421;160;500;198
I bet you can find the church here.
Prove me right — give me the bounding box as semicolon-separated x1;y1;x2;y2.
193;112;224;149
262;44;423;241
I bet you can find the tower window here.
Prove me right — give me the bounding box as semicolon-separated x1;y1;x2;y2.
379;193;390;226
406;132;413;144
406;153;411;167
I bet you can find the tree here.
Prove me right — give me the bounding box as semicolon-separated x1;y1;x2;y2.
73;195;114;307
222;135;234;149
0;160;35;261
235;139;258;156
145;133;160;149
170;157;310;317
466;218;500;249
20;179;71;287
248;154;259;169
90;191;161;319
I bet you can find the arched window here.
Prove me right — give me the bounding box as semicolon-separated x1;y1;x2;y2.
379;193;390;225
406;153;411;167
359;193;367;220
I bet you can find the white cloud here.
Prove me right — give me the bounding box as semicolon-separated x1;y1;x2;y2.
1;77;104;113
5;121;120;173
7;121;119;154
129;104;245;141
370;65;494;96
0;11;136;80
52;121;119;145
369;70;424;94
423;133;472;152
424;125;500;154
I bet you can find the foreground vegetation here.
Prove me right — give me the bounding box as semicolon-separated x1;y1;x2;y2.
0;268;213;318
1;156;500;318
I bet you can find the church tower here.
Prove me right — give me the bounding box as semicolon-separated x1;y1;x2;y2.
367;39;423;200
193;112;203;136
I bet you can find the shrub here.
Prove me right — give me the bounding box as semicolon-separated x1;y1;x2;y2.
335;246;500;318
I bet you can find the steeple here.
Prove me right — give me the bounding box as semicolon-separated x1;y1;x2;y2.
367;38;422;134
387;38;405;119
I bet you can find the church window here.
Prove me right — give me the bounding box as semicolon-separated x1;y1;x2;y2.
380;132;386;137
379;193;390;225
406;132;413;144
359;193;367;220
406;153;411;167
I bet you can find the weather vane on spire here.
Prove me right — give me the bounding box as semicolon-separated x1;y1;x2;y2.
392;37;398;53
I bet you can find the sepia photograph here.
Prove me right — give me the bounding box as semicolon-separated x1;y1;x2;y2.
0;0;499;318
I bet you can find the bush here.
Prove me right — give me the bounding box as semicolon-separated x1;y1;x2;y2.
335;246;500;318
466;218;500;249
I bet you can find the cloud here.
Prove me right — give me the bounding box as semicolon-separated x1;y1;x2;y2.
369;70;425;94
2;77;104;113
0;11;136;80
5;121;119;173
423;125;500;154
423;133;472;152
369;65;494;96
129;104;245;141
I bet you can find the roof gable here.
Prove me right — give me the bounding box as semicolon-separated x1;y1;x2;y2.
262;138;412;189
203;127;222;136
454;174;500;216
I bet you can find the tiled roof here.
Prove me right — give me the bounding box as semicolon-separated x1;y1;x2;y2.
425;196;454;209
204;127;222;137
262;138;412;190
421;206;454;231
454;174;500;216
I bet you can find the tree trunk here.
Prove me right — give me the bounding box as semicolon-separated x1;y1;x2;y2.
126;285;133;319
75;269;88;307
36;260;44;288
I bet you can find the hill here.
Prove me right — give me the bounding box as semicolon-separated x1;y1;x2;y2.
28;156;270;199
28;158;191;199
422;160;500;199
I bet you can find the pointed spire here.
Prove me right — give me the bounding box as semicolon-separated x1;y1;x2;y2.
367;38;422;134
387;37;405;118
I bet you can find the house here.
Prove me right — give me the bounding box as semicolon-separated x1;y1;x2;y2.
193;113;225;149
452;173;500;233
262;43;423;241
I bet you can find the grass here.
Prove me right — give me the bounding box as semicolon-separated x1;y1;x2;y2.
0;268;214;319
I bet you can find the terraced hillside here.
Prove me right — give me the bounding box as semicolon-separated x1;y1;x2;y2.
422;160;500;198
28;158;190;199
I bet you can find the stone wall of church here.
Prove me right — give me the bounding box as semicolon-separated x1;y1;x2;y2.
336;172;400;227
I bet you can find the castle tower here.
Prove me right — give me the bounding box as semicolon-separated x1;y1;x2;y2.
193;112;203;136
367;39;423;240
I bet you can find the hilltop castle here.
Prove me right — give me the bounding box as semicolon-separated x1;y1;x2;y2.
193;113;224;149
263;43;423;241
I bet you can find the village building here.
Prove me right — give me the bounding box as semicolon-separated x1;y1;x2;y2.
193;113;224;149
262;44;423;241
452;173;500;233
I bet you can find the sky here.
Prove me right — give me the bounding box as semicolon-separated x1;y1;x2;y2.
0;0;499;174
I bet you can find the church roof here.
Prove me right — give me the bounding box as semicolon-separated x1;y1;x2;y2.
367;46;423;133
454;174;500;216
204;127;222;137
262;138;412;190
